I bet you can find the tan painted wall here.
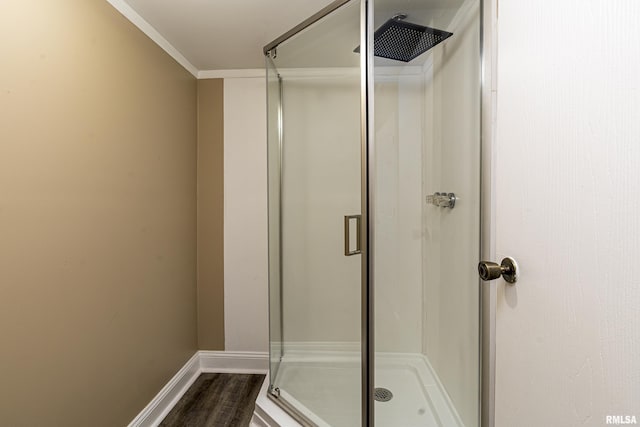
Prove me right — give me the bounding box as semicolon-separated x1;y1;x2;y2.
0;1;198;426
197;79;225;350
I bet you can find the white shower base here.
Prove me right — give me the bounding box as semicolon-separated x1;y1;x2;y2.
252;349;464;427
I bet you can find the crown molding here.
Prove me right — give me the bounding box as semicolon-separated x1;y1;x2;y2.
198;69;266;79
105;0;199;77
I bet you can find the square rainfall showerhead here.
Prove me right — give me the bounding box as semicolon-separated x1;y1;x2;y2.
355;16;453;62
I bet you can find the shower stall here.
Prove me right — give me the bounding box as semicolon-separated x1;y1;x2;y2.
263;0;482;425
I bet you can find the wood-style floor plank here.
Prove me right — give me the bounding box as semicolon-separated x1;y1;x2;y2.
159;373;265;427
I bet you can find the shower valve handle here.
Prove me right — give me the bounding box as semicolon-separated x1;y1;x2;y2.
478;257;519;284
426;192;456;208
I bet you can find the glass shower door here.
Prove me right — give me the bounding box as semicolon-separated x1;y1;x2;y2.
371;0;482;426
265;0;483;425
265;1;365;425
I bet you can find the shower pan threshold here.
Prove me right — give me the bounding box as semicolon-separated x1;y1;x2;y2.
252;350;465;427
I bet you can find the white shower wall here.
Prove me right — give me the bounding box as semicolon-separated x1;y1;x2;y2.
279;74;423;352
373;74;424;354
421;1;481;426
280;75;362;344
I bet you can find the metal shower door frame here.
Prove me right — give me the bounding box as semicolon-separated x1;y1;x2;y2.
263;0;354;56
360;1;374;425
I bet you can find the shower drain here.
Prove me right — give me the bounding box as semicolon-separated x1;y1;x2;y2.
374;387;393;402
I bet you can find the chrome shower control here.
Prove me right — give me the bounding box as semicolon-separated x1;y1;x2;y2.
478;257;519;284
426;192;457;208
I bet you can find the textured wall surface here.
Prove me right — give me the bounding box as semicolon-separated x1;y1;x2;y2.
0;1;197;426
495;1;640;425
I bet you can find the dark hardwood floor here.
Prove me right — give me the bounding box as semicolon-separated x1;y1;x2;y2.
159;373;265;427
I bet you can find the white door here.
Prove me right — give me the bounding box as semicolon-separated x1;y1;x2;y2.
493;1;640;426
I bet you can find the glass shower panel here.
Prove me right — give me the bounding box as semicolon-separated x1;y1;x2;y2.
265;1;364;425
371;0;481;426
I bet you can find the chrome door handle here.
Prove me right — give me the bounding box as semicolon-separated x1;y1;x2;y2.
478;257;519;284
426;192;457;208
344;214;361;256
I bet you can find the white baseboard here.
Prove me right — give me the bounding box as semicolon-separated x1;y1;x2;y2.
127;352;201;427
128;350;269;427
200;350;269;374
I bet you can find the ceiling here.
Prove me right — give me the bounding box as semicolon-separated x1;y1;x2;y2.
112;0;469;74
118;0;335;71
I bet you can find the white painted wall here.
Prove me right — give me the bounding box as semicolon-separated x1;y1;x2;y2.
223;77;269;352
495;1;640;425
